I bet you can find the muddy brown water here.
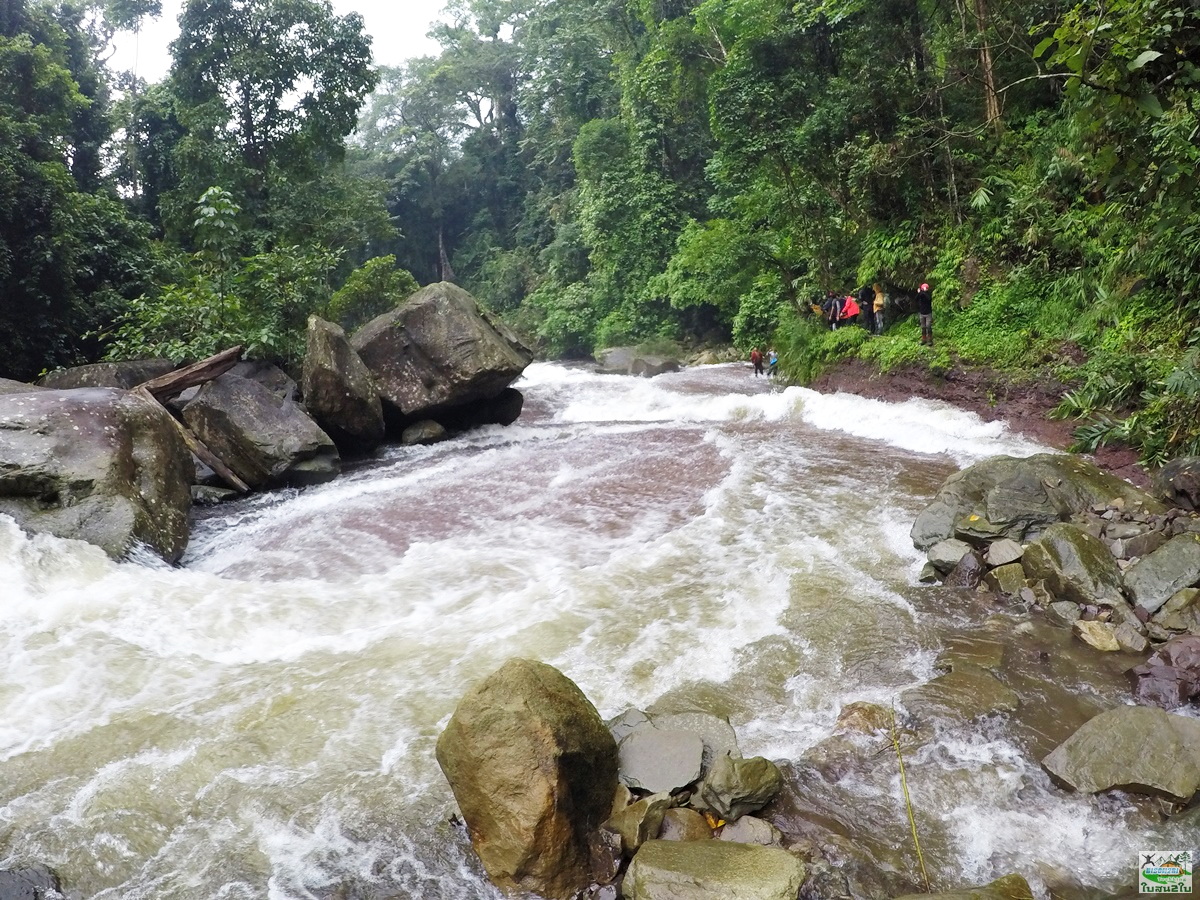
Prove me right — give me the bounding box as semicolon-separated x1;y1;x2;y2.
0;363;1192;898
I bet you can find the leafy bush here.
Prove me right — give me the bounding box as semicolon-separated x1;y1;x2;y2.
326;255;419;333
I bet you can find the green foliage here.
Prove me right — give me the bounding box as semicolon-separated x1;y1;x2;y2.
326;256;420;332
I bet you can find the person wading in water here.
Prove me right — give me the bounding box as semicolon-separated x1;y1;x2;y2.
750;346;764;376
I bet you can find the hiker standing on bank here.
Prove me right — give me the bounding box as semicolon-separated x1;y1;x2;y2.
750;346;764;376
873;283;886;335
916;282;933;346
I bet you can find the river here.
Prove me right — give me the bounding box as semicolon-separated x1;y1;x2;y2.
0;363;1192;899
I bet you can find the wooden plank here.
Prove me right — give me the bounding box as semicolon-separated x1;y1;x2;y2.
133;386;250;494
137;345;243;401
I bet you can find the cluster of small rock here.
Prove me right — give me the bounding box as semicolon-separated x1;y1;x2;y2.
913;453;1200;709
0;282;532;561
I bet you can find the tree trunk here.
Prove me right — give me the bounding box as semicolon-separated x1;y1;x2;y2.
973;0;1002;133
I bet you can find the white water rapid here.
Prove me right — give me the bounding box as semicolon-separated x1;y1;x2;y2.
0;364;1190;899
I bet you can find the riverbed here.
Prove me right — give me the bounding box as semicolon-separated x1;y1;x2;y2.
0;363;1189;898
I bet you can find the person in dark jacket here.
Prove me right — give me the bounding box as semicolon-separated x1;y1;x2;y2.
916;282;933;345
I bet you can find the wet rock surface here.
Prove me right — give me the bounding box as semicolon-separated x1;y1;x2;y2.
622;840;804;900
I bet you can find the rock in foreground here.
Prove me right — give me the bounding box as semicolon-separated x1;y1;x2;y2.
0;388;192;561
1041;705;1200;802
622;839;804;900
351;282;532;424
435;659;617;899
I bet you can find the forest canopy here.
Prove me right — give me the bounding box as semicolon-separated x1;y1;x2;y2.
1;0;1198;460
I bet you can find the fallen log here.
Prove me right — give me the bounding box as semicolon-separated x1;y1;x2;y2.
133;386;249;493
137;345;243;402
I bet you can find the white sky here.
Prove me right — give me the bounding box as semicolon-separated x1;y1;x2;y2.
107;0;449;84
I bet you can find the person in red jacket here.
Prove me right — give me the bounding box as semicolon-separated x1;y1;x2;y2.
750;347;764;376
840;295;860;327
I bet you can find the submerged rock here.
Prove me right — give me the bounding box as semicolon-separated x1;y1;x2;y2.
0;387;192;561
435;658;618;899
894;873;1034;900
595;348;681;378
622;840;804;900
1041;705;1200;802
1022;523;1124;606
0;864;66;900
900;664;1020;721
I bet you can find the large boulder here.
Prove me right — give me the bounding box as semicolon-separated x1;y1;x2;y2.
1022;523;1124;606
0;388;192;561
0;378;47;395
350;282;532;424
435;659;618;899
1123;534;1200;614
38;359;175;390
1154;457;1200;511
301;316;385;451
622;840;804;900
181;374;340;490
595;348;681;378
1041;705;1200;802
911;454;1163;551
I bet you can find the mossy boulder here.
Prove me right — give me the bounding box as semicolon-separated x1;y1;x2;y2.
435;659;617;899
894;873;1034;900
694;754;783;821
622;840;804;900
1022;522;1124;606
912;454;1163;551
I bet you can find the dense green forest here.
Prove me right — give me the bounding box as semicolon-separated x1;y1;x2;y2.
2;0;1199;462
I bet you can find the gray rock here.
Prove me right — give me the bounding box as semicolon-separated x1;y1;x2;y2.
618;727;705;793
435;659;618;899
694;754;783;821
983;562;1026;596
1124;534;1200;614
0;378;48;395
1022;522;1124;606
900;664;1019;721
985;538;1024;567
190;485;238;505
1113;622;1150;653
1154;588;1200;633
658;808;712;842
38;358;175;390
604;792;673;854
927;538;973;573
1042;705;1200;802
301;316;384;451
622;840;804;900
0;865;65;900
911;454;1163;550
1154;456;1200;511
1046;600;1082;626
608;709;651;745
182;374;340;490
0;388;192;561
351;281;532;423
1105;522;1149;541
918;562;940;584
401;420;448;446
1126;530;1169;560
717;816;781;846
228;359;299;402
595;348;681;378
648;711;742;774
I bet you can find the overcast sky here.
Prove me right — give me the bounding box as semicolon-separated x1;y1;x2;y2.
107;0;449;84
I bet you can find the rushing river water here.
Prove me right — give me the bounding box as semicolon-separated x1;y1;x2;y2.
0;363;1194;899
